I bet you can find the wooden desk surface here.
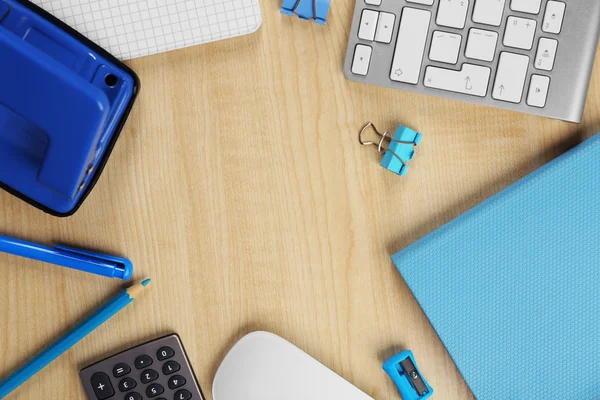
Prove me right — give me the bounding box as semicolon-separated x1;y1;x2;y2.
1;1;599;399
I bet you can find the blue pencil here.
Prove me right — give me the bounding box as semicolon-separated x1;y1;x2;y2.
0;279;151;399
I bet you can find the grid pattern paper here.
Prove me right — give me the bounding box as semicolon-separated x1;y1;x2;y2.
30;0;263;60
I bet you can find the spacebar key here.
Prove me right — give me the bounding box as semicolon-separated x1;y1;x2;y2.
424;64;491;97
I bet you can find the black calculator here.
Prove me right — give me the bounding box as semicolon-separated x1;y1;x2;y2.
80;334;205;400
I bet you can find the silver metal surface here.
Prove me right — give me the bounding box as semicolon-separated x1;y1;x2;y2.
344;0;600;123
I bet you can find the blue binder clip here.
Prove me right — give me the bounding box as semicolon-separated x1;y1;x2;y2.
281;0;331;24
0;0;139;216
383;351;433;400
359;123;422;176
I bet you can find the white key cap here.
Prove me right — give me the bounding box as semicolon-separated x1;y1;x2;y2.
424;64;491;97
406;0;434;4
465;28;498;62
492;52;529;103
390;8;431;84
365;0;382;5
358;10;379;41
472;0;506;26
352;45;372;75
503;17;536;50
429;31;461;64
510;0;541;14
534;38;558;71
375;12;396;43
527;75;550;107
542;1;566;34
436;0;469;29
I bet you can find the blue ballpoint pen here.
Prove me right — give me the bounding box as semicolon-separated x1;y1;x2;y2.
0;234;132;280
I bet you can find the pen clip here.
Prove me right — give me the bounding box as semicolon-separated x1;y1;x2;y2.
53;245;133;280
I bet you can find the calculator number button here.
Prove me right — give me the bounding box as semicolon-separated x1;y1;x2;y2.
157;346;176;361
113;363;131;378
146;383;165;398
542;1;565;34
175;389;193;400
163;360;181;375
119;377;137;392
141;369;159;383
125;392;142;400
168;375;187;389
91;372;115;400
135;355;153;369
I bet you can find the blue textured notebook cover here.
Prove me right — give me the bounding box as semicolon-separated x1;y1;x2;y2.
392;134;600;399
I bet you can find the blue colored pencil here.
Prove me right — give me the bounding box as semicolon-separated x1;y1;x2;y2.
0;279;151;399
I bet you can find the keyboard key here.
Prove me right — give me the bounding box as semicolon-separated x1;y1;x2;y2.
406;0;434;4
157;346;176;361
390;7;431;84
503;16;536;50
351;45;372;75
175;389;193;400
91;372;115;400
375;12;395;43
542;1;566;34
141;369;159;383
119;377;137;392
163;360;181;375
146;383;165;398
534;38;558;70
492;52;529;103
510;0;541;14
527;75;550;107
113;363;131;378
134;355;153;369
436;0;469;29
124;392;142;400
424;64;491;97
472;0;506;26
429;31;461;64
465;29;498;62
358;9;379;41
365;0;381;5
168;375;187;389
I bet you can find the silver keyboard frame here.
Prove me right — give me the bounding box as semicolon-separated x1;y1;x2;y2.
344;0;600;123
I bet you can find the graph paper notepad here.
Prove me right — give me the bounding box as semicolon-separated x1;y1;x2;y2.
30;0;263;60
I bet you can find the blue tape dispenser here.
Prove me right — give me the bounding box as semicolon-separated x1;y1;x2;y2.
359;123;422;176
383;350;433;400
0;0;139;216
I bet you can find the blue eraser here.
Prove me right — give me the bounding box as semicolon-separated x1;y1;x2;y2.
383;351;433;400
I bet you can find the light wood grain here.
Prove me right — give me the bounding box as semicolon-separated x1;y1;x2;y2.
1;1;600;398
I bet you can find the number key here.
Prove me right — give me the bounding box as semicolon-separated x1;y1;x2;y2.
119;377;137;392
141;369;159;383
162;360;181;375
146;383;165;398
157;346;175;361
175;389;193;400
168;375;187;389
124;392;142;400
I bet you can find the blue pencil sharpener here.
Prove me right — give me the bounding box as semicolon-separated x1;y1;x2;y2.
0;0;139;216
383;350;433;400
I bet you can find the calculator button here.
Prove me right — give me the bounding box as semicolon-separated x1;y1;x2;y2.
146;383;165;398
113;363;131;378
135;355;153;369
157;346;175;361
175;389;193;400
168;375;187;389
162;360;181;375
124;392;142;400
141;369;159;383
119;377;137;392
91;372;115;400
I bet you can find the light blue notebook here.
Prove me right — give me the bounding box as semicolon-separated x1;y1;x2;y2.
392;134;600;399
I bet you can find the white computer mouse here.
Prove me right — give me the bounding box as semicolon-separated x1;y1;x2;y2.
213;331;374;400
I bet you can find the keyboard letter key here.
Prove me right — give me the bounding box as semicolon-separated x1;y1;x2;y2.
472;0;506;26
465;29;498;62
390;8;431;84
436;0;469;29
493;52;529;103
542;1;566;34
424;64;491;97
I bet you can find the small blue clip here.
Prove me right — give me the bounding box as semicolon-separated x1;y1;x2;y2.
0;234;132;280
359;123;422;176
383;351;433;400
281;0;331;24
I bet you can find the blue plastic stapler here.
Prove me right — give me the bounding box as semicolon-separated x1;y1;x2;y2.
281;0;331;24
0;0;139;216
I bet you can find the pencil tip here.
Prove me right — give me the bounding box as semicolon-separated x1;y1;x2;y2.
142;278;151;287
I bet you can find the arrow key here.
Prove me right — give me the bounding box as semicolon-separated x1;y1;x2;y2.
375;12;396;43
351;44;373;76
358;9;379;41
492;52;529;103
